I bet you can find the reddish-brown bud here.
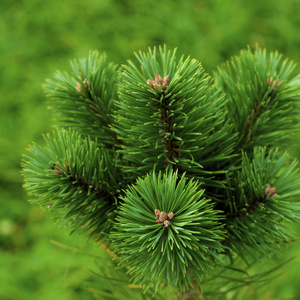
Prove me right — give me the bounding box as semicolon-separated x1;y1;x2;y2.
267;77;281;91
161;75;169;90
155;73;163;85
147;74;169;91
154;209;174;227
154;209;161;217
163;220;170;227
265;184;278;198
51;161;69;176
147;79;157;91
167;212;174;219
159;211;167;223
75;81;83;93
75;76;90;93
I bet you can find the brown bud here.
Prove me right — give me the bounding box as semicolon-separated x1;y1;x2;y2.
155;209;174;227
267;77;273;86
264;184;271;197
147;79;157;91
83;78;90;88
147;74;169;92
267;77;281;90
53;165;64;176
75;76;90;92
75;81;83;93
163;220;170;227
161;75;169;90
154;209;161;218
159;211;167;223
265;184;278;198
51;161;69;176
155;73;163;85
167;212;174;219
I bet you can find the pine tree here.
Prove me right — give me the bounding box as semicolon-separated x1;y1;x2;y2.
22;46;300;299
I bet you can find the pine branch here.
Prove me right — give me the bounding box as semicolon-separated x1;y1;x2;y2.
215;46;300;155
112;170;225;292
44;51;121;147
115;46;236;188
223;147;300;260
22;128;124;240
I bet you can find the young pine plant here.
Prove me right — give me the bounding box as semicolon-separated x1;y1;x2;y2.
22;46;300;299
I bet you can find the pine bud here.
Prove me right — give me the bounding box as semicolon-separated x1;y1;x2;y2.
167;212;174;219
163;220;170;227
267;77;281;90
147;79;157;91
155;73;163;86
161;75;169;90
265;184;278;198
75;81;83;93
154;209;161;217
75;76;90;93
159;211;167;223
50;161;69;176
154;209;174;227
147;74;169;91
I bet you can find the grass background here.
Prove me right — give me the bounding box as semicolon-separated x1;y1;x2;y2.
1;0;300;299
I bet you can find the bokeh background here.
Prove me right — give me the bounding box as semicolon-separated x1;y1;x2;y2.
1;0;300;299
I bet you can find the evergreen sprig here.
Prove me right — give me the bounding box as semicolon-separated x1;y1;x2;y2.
22;128;123;239
113;170;225;292
45;51;120;147
115;46;236;188
22;45;300;298
215;46;300;154
224;147;300;260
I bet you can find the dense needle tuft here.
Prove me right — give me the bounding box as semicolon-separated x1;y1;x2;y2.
22;128;124;240
113;170;225;292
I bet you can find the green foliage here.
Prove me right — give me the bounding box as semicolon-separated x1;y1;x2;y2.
224;147;300;259
116;47;235;187
113;171;224;292
45;52;119;146
215;46;300;153
3;1;300;299
21;45;300;299
22;129;123;240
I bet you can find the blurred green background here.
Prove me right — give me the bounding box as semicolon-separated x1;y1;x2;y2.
1;0;300;299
